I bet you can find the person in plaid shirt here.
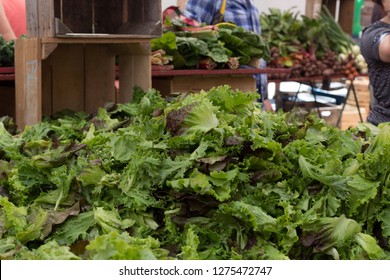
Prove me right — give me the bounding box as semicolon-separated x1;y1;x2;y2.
183;0;272;111
183;0;261;33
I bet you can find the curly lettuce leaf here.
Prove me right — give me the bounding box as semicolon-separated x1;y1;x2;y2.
86;232;169;260
0;196;28;235
93;207;134;234
50;211;95;246
219;201;278;233
16;240;80;260
299;155;350;199
353;233;387;260
207;85;259;115
0;122;22;159
301;215;361;253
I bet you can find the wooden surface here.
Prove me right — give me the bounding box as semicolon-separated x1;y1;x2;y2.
50;44;85;114
42;36;153;44
26;0;54;37
152;69;261;96
157;75;256;94
15;38;42;128
152;68;290;77
118;54;151;103
14;37;152;128
27;0;161;38
84;45;116;113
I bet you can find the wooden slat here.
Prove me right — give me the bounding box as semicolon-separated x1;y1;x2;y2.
38;0;55;37
26;0;160;37
41;58;52;117
84;45;116;112
118;54;151;103
152;68;290;77
122;0;129;23
50;44;85;113
26;0;38;37
118;55;134;103
56;0;91;34
152;78;174;97
108;42;150;56
144;0;161;21
173;75;256;93
124;0;162;36
42;37;152;44
95;0;123;34
132;54;152;92
15;38;42;128
152;75;256;96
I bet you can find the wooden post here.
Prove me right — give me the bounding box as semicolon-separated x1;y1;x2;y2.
324;0;355;35
15;38;42;128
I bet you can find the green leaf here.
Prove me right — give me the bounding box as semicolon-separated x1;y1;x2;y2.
354;233;387;260
86;232;169;260
93;207;135;234
301;215;361;253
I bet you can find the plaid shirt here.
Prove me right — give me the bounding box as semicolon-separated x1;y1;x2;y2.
183;0;261;34
183;0;268;100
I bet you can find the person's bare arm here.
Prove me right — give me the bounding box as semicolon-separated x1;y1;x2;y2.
378;34;390;63
0;2;15;40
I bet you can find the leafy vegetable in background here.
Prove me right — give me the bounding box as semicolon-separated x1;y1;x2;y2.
151;23;269;69
261;7;360;78
0;36;14;67
0;86;389;260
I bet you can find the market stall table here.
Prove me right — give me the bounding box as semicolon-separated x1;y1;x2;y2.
0;67;15;81
152;67;291;96
0;67;16;118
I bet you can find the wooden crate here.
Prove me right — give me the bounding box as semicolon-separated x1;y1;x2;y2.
15;0;159;128
153;74;256;96
26;0;162;38
15;37;152;128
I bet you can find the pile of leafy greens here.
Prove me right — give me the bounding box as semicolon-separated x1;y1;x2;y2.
0;86;389;260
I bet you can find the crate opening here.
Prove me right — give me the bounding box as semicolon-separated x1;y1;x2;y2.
53;0;161;36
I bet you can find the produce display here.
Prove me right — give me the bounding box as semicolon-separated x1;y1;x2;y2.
0;87;389;260
151;7;368;81
261;7;368;79
151;19;270;70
